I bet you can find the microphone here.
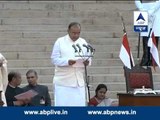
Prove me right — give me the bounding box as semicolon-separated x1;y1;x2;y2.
87;44;95;53
72;44;78;52
76;44;82;52
83;44;90;52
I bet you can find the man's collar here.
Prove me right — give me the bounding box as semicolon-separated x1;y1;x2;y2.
8;83;16;88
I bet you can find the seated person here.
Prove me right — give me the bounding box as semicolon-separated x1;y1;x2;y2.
23;69;51;106
88;84;118;106
5;71;30;106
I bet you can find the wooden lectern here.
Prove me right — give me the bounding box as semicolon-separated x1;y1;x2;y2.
118;93;160;106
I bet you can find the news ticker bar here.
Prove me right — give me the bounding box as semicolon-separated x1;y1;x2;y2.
0;106;159;120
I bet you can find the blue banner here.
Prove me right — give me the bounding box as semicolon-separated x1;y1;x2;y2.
0;107;158;120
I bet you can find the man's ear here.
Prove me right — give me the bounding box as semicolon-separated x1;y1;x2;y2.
12;77;16;82
67;29;70;33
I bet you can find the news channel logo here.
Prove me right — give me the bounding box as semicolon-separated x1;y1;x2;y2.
134;11;148;32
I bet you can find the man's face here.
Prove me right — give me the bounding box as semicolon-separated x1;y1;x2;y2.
68;25;81;41
26;72;37;86
14;74;22;86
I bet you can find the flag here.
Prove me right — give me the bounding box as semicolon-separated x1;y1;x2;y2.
119;33;135;69
148;32;160;69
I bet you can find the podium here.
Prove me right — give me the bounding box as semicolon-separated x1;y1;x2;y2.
117;93;160;106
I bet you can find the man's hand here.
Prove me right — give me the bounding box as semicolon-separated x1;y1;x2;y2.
14;98;31;106
68;60;76;65
23;98;31;105
0;100;4;106
14;100;25;106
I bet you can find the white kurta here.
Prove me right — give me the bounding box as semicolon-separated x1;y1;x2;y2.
0;53;8;106
51;34;91;106
135;0;160;37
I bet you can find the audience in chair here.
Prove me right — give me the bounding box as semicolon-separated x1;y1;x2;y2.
88;84;118;106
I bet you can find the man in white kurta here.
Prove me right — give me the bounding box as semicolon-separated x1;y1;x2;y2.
135;0;160;66
0;53;8;106
51;22;91;106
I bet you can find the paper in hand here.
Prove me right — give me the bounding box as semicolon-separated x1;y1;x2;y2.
14;89;38;100
72;59;85;67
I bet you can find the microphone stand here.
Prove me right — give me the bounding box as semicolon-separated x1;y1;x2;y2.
83;54;94;103
84;63;90;101
73;44;95;102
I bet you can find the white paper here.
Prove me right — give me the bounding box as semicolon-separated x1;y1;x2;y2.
72;59;85;67
14;90;38;100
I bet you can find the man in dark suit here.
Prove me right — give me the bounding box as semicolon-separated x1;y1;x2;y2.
5;71;29;106
23;69;51;106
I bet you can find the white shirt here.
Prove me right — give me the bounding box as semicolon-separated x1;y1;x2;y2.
51;34;91;87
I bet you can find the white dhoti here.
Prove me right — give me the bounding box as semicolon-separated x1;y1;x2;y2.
54;84;86;106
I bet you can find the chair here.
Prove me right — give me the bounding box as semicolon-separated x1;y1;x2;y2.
124;65;154;93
